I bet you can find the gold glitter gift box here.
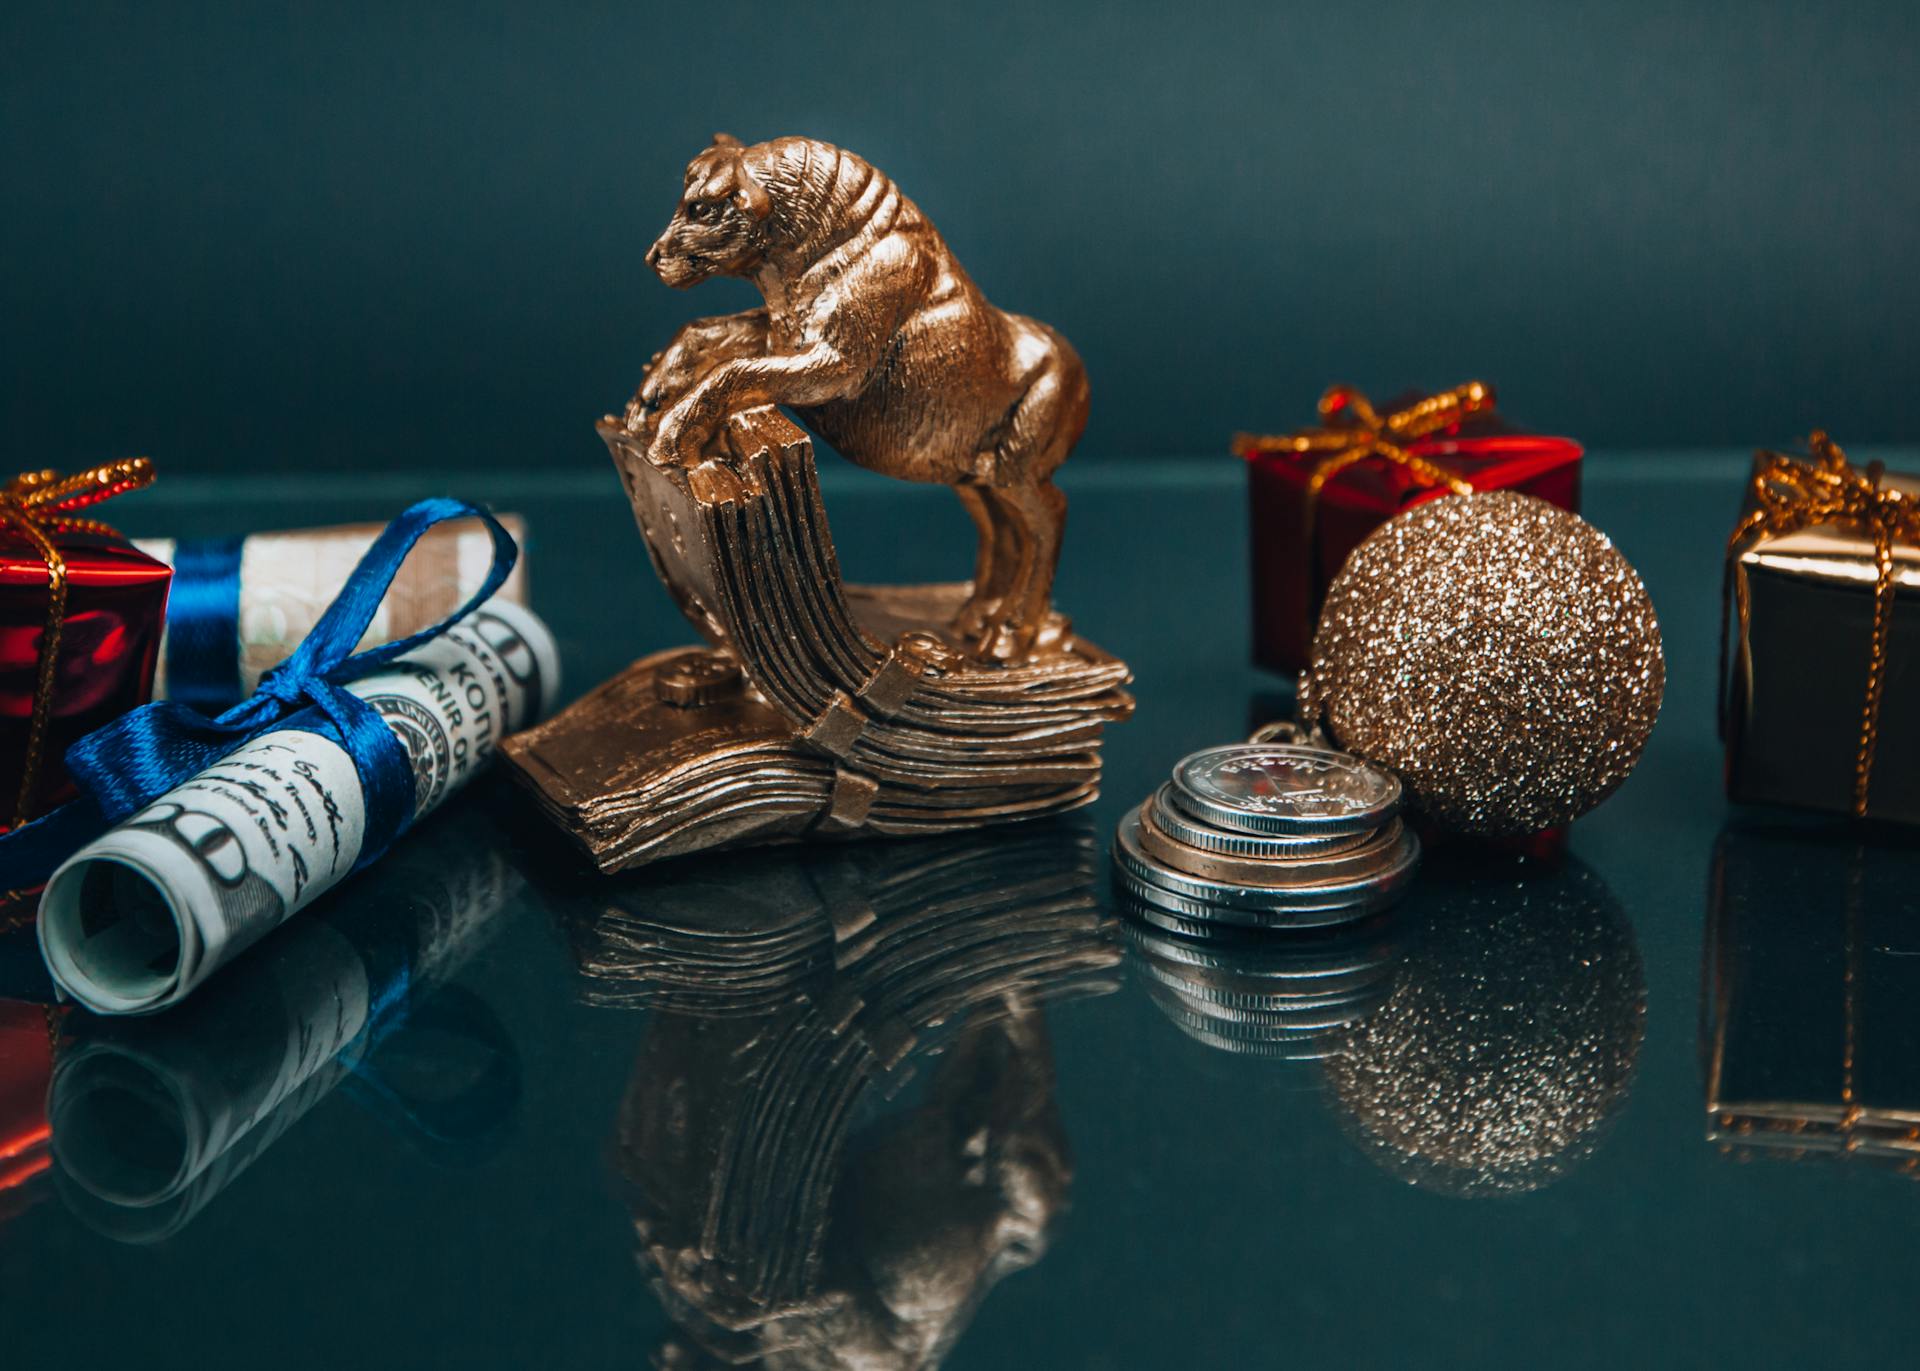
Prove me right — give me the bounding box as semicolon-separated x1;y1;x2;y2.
1722;437;1920;825
1704;825;1920;1172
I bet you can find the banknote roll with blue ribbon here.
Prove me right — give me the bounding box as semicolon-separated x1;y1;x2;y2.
135;514;530;713
15;498;560;1015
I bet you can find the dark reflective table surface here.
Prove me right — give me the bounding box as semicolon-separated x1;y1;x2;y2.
4;453;1919;1369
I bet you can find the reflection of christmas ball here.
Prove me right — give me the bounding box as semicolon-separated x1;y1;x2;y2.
1321;862;1645;1196
1310;492;1664;836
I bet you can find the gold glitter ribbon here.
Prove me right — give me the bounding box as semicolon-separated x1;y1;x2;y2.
0;458;157;828
1233;382;1492;652
1724;433;1919;817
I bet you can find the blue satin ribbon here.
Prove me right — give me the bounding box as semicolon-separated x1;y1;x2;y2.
0;498;518;892
164;536;246;712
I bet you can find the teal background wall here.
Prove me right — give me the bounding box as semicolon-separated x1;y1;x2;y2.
4;0;1915;475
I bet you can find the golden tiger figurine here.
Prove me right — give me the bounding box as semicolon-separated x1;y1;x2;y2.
627;133;1090;664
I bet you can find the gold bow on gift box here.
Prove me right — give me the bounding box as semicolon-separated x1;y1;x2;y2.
1233;382;1492;649
1725;433;1920;818
1231;380;1493;498
0;458;157;828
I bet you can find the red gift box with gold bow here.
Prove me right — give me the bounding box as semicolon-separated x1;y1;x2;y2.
0;459;171;828
1235;383;1583;675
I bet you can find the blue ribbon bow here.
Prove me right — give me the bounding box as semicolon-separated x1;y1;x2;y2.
0;498;518;892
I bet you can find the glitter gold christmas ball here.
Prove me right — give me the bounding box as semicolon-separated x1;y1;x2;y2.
1308;491;1664;837
1321;861;1645;1196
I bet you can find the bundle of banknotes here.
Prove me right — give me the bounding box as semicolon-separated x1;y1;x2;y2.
504;409;1133;872
136;514;529;702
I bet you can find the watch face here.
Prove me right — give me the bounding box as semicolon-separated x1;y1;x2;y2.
1171;745;1401;837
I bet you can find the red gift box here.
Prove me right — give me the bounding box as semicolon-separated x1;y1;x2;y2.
0;461;170;824
1237;383;1583;675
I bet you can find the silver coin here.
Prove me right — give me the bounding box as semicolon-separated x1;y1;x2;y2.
1170;1026;1343;1061
1120;914;1401;977
1138;800;1410;888
1118;913;1398;977
1124;894;1335;940
1149;785;1374;860
1160;985;1380;1033
1144;978;1375;1033
1149;992;1352;1060
1112;865;1406;932
1133;955;1390;1017
1170;744;1402;837
1126;939;1397;1006
1114;810;1419;915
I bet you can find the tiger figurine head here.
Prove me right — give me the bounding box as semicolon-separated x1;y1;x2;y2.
643;133;777;288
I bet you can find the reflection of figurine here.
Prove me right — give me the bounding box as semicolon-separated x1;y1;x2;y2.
1121;858;1645;1196
1704;824;1920;1173
628;134;1088;662
48;808;523;1242
560;827;1118;1368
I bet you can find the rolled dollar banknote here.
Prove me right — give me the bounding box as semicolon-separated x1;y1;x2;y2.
135;515;529;706
37;598;558;1014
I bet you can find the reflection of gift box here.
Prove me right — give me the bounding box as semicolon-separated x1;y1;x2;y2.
0;1000;54;1221
1705;825;1920;1170
1236;383;1582;675
0;462;170;822
1722;438;1920;824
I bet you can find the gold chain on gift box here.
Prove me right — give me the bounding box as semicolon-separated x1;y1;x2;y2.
0;458;157;832
1233;382;1489;651
1724;433;1920;817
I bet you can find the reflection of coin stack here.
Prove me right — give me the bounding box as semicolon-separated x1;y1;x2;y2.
562;827;1120;1368
1125;916;1400;1060
1114;743;1419;935
503;408;1134;873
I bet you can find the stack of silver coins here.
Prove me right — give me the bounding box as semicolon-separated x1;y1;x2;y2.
1112;742;1420;937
